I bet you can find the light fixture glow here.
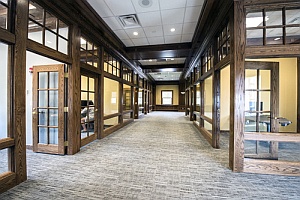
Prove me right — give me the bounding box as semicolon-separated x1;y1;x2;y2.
274;37;281;41
170;28;176;32
133;31;139;36
29;4;36;10
149;59;153;62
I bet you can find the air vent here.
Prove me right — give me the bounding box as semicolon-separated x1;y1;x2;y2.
118;14;140;28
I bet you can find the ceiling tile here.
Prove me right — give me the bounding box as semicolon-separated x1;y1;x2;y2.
181;34;193;42
122;39;134;46
161;8;185;25
132;38;149;46
186;0;205;7
114;30;130;40
148;37;164;45
163;24;183;36
131;0;160;13
138;11;162;27
159;0;187;10
86;0;113;17
182;22;197;34
125;27;146;39
165;35;181;43
143;26;163;37
104;0;135;16
184;6;202;23
103;17;123;30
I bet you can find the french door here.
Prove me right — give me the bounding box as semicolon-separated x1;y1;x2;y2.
244;61;279;158
32;64;65;155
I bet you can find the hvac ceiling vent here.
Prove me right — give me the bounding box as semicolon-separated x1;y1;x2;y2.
118;14;141;28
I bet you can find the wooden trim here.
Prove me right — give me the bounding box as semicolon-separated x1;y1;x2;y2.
36;144;60;154
103;119;133;138
80;134;97;147
212;70;220;149
244;0;300;7
80;62;101;75
0;138;15;150
229;1;246;172
0;28;15;44
195;124;213;146
200;115;213;124
123;110;133;115
0;172;16;193
103;71;122;82
244;132;300;142
27;39;72;64
246;45;300;58
214;55;230;71
244;158;300;176
103;113;121;120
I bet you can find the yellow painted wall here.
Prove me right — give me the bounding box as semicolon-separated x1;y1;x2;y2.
220;65;230;130
156;85;179;105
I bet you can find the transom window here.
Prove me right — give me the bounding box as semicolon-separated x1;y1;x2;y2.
80;36;99;68
161;90;173;105
122;64;132;82
104;51;120;77
0;0;8;29
28;1;69;54
217;24;230;61
201;45;213;74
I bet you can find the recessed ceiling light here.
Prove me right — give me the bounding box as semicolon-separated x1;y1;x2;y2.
170;28;176;32
274;37;281;41
170;58;174;61
133;31;139;36
149;59;153;62
139;0;153;8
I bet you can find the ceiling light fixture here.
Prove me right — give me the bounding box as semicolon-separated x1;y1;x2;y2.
133;31;139;36
149;59;153;62
138;0;153;8
274;37;281;41
170;28;176;32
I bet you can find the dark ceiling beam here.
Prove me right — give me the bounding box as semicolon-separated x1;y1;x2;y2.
142;64;184;69
126;42;191;53
144;68;183;73
155;81;180;85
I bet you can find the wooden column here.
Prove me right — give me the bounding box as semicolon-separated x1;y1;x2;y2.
99;47;105;138
229;0;246;172
11;0;29;184
134;87;139;119
119;81;124;123
200;83;205;128
212;70;220;149
67;24;81;154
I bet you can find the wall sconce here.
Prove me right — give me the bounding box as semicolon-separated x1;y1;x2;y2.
180;91;185;95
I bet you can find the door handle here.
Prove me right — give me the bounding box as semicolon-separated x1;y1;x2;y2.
32;108;37;115
95;109;98;112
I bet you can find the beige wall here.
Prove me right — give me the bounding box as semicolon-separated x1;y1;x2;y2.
220;65;230;130
156;85;179;105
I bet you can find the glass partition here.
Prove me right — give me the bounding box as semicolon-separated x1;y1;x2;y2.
0;42;8;139
204;76;213;118
195;83;200;112
123;84;132;111
104;78;119;115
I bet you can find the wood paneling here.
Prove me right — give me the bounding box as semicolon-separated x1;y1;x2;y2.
0;138;14;150
246;45;300;58
244;158;300;176
229;1;246;172
0;28;15;44
67;25;81;155
0;172;16;193
244;132;300;142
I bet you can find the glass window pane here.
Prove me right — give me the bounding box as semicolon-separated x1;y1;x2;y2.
39;127;48;144
123;84;131;110
266;10;282;26
247;29;263;46
87;42;93;51
245;91;257;112
259;91;271;112
0;4;7;29
104;116;119;129
259;70;271;90
45;30;57;50
49;128;58;144
0;42;8;139
0;148;8;174
245;70;257;90
204;76;213;118
89;93;95;105
104;78;119;115
49;109;58;126
29;2;44;22
204;121;212;132
58;20;68;39
45;12;57;32
80;37;86;49
49;72;58;88
38;91;48;107
28;22;43;44
89;78;95;92
246;11;263;28
81;92;88;104
39;72;48;89
266;28;283;45
81;76;88;90
49;90;58;107
58;37;68;54
38;109;48;125
286;27;300;44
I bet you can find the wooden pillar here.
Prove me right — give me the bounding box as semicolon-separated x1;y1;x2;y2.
212;70;220;149
119;81;124;123
229;0;246;172
99;47;105;138
190;86;195;121
134;87;139;119
200;82;205;128
12;0;29;184
67;24;81;154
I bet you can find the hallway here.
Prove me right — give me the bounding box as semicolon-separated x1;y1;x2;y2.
1;112;300;199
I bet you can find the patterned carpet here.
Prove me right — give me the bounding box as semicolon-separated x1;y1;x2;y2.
1;111;300;199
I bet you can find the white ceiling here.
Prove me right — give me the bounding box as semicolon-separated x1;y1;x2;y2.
148;71;182;81
86;0;204;47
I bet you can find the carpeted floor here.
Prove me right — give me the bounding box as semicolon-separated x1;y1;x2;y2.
1;111;300;199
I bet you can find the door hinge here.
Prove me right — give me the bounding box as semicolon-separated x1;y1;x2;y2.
64;141;68;146
64;107;68;112
64;73;69;78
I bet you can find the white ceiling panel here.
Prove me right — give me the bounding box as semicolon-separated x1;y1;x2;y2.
125;27;146;39
131;0;160;13
186;0;205;7
114;30;130;40
104;0;135;16
161;8;185;25
86;0;113;17
148;37;164;45
148;72;182;81
138;11;162;27
181;34;193;42
122;39;134;46
159;0;187;10
102;17;123;30
132;38;149;46
182;22;197;34
143;26;163;37
163;24;183;36
184;6;202;23
165;35;181;43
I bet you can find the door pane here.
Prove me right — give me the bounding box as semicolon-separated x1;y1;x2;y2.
49;109;58;126
259;91;271;111
39;72;48;89
81;75;88;90
49;72;58;88
49;128;58;144
39;127;48;144
89;78;95;92
259;70;271;90
49;90;58;107
38;109;48;125
38;90;48;107
245;70;257;90
0;42;8;139
245;91;257;112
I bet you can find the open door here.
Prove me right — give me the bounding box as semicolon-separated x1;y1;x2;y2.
32;64;65;155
